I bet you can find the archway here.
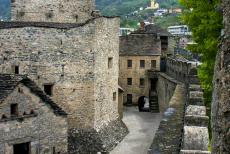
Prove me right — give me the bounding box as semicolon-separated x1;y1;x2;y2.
138;96;149;112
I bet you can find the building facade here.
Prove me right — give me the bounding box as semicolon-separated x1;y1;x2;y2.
0;74;68;154
119;24;171;111
0;0;128;153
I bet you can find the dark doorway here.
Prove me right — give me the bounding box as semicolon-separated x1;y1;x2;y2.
151;78;158;91
44;84;53;96
11;104;18;116
127;94;132;105
13;142;30;154
138;96;149;112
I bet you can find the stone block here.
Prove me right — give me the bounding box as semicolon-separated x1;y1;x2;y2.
189;84;202;91
185;115;209;127
186;105;206;116
180;150;211;154
183;126;209;151
189;76;200;84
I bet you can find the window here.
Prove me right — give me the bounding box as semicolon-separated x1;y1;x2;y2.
11;104;18;116
13;142;30;154
127;94;132;104
127;60;132;68
15;66;19;74
151;60;156;69
44;84;53;96
127;78;132;85
140;60;145;68
140;78;145;87
108;57;113;68
113;92;116;101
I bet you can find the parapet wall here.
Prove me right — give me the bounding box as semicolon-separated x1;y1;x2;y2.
150;58;210;154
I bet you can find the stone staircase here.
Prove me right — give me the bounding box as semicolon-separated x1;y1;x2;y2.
149;91;159;113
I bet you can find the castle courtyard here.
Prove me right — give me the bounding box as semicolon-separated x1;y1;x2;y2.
111;107;162;154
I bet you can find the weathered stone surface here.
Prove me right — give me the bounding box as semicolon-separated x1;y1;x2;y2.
190;91;204;98
186;105;206;116
189;76;200;84
189;97;204;106
183;126;209;151
68;118;128;154
185;115;209;127
211;0;230;152
11;0;95;23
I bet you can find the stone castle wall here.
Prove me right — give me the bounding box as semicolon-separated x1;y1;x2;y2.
150;58;210;154
0;17;128;153
212;0;230;152
0;84;68;154
11;0;95;23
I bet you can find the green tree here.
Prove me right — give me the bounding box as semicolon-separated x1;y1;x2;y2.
179;0;222;137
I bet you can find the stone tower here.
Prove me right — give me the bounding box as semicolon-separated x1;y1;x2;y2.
11;0;95;23
0;0;128;153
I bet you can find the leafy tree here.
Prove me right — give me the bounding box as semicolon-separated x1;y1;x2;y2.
179;0;222;136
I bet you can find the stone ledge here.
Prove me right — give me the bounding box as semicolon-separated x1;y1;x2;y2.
184;115;209;127
190;91;204;98
189;98;204;106
183;126;209;151
180;150;211;154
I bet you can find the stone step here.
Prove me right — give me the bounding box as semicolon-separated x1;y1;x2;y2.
186;105;206;116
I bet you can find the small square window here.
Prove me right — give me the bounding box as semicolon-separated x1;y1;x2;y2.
11;104;18;116
151;60;156;69
140;60;145;68
113;92;116;101
127;60;132;68
127;78;132;85
44;84;53;96
108;57;113;69
140;78;145;87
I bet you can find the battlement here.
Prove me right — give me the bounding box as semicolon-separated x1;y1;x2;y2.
11;0;95;23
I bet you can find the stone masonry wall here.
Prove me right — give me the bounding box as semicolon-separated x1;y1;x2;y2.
11;0;95;23
0;84;68;154
0;17;128;153
212;0;230;153
156;73;177;112
119;55;161;104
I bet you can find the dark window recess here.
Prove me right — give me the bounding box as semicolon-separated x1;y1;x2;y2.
11;104;18;116
140;60;145;68
2;114;7;119
127;94;132;104
127;60;132;68
151;60;156;69
127;78;132;85
44;84;53;96
15;66;19;74
108;57;113;68
53;147;56;154
140;78;145;87
113;92;116;101
13;142;30;154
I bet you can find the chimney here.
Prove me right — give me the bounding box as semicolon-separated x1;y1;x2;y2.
140;21;145;30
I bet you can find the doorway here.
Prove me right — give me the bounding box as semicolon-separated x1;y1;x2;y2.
13;142;30;154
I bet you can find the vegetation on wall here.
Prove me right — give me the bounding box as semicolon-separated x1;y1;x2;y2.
179;0;222;136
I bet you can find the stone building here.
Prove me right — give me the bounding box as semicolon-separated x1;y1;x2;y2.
119;24;171;111
0;74;68;154
0;0;128;153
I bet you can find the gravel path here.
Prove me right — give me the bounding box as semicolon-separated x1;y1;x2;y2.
110;106;162;154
